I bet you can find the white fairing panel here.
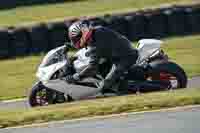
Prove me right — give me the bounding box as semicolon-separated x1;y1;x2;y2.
136;39;163;62
73;48;91;72
73;47;107;73
39;45;66;68
36;61;67;82
44;79;101;100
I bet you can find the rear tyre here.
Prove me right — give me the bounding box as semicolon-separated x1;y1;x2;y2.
149;61;188;89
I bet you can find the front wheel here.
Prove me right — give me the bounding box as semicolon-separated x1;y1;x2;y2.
28;82;66;107
148;61;188;89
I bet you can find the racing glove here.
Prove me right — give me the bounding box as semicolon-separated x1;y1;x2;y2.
65;73;80;83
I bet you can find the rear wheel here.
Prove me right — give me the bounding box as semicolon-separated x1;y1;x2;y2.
28;82;66;107
148;61;188;89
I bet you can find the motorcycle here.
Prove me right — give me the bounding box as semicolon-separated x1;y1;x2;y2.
28;39;188;107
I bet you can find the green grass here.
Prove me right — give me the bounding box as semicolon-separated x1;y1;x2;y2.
163;35;200;77
0;0;198;27
0;55;42;100
0;88;200;128
0;34;200;100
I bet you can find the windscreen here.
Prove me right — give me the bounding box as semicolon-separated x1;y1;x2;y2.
39;45;68;67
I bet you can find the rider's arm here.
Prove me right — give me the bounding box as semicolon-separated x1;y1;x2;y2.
78;47;99;79
69;55;78;65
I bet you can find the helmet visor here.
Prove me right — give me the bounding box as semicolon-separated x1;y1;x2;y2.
71;36;81;49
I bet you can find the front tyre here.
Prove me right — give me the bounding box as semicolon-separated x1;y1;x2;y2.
28;82;66;107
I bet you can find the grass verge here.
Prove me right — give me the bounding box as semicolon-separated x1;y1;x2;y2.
0;88;200;128
0;0;198;27
162;35;200;77
1;34;200;100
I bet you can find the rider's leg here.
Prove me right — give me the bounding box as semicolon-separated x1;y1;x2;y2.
99;57;136;93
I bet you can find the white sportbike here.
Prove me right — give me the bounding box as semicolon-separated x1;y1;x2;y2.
28;39;187;107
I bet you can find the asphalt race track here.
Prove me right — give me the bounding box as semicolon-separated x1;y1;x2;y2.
0;76;200;110
1;106;200;133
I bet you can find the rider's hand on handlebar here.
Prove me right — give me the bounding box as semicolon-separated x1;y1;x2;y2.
64;73;80;84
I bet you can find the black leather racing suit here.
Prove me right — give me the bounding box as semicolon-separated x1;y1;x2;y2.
78;26;139;92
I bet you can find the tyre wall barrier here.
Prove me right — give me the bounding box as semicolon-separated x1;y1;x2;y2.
103;15;129;37
125;12;148;41
184;6;200;34
27;23;50;54
47;20;71;49
90;17;107;27
0;28;12;58
144;9;168;38
163;7;187;36
8;26;31;57
0;0;81;10
0;4;200;59
0;0;17;10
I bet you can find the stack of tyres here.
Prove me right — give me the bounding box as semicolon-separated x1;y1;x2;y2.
0;28;11;59
21;0;65;6
0;0;66;9
104;15;129;37
184;6;200;34
89;17;107;27
47;21;69;50
180;7;192;34
163;7;187;36
125;13;148;41
15;0;65;7
0;0;16;10
27;23;50;54
144;9;168;38
47;0;65;3
8;26;31;57
16;0;42;6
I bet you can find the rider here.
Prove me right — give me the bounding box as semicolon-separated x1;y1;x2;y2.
65;20;139;93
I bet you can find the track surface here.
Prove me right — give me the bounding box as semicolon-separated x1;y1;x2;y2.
0;77;200;110
1;106;200;133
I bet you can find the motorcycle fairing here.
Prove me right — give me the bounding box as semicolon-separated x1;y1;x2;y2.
43;79;101;100
136;39;163;64
36;61;67;82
